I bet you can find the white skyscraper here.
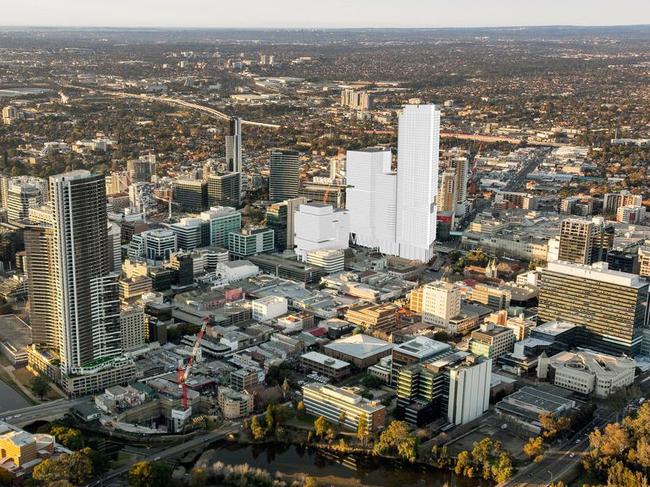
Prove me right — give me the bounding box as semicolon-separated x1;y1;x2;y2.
395;104;439;262
346;149;398;255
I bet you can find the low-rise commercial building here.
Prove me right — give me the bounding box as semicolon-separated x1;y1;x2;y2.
323;334;393;369
301;351;351;380
468;323;515;361
217;387;254;419
252;296;288;322
496;385;576;434
302;383;386;432
345;303;399;334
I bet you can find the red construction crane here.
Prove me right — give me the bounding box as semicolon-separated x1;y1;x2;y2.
177;316;210;410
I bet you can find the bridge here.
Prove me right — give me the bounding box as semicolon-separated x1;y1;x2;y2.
0;398;88;427
84;424;240;486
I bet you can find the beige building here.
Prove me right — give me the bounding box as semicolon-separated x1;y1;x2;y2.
217;387;253;419
119;275;153;303
639;246;650;277
345;303;399;333
468;323;515;361
120;305;146;351
421;281;461;329
409;286;423;313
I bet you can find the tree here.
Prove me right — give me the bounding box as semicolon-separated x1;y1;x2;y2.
250;416;265;441
539;413;571;440
30;374;49;400
373;420;417;463
361;374;383;390
304;477;318;487
265;404;277;433
523;436;546;460
190;467;208;487
32;450;94;485
590;423;630;458
455;450;471;476
296;401;306;419
356;413;369;445
314;416;329;438
491;453;514;483
606;461;650;487
338;411;347;431
128;461;172;487
50;426;83;450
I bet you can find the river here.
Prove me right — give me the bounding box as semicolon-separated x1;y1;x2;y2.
189;442;491;487
0;379;30;412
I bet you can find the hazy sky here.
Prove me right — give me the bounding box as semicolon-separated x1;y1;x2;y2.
3;0;650;28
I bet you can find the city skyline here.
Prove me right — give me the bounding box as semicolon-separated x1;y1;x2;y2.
2;0;650;28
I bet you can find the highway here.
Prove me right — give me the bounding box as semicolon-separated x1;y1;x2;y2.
60;83;281;129
85;424;240;486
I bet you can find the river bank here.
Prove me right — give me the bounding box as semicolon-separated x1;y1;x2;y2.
189;441;492;487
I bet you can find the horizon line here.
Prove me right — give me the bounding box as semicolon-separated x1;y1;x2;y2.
2;23;650;31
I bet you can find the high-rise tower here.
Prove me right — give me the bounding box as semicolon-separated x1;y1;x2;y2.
47;171;121;373
395;104;440;262
269;149;300;202
225;117;242;173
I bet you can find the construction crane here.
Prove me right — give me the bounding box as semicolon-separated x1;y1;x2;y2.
177;316;210;411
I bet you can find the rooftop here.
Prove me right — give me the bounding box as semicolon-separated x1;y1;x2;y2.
0;315;31;353
393;336;451;359
301;351;350;370
534;320;578;336
546;260;646;288
324;334;393;360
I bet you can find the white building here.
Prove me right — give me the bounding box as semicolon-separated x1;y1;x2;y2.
446;355;492;426
294;203;349;261
127;229;177;264
538;350;636;398
421;281;461;329
107;222;122;273
306;248;345;273
346;149;399;255
215;260;259;282
395;104;439;262
6;176;47;222
252;296;288;322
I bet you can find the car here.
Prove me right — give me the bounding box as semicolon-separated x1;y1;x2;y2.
576;439;581;444
569;453;575;458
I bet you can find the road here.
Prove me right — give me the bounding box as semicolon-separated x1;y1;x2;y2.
60;83;281;129
498;411;612;487
85;424;239;487
502;149;548;192
0;397;88;426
